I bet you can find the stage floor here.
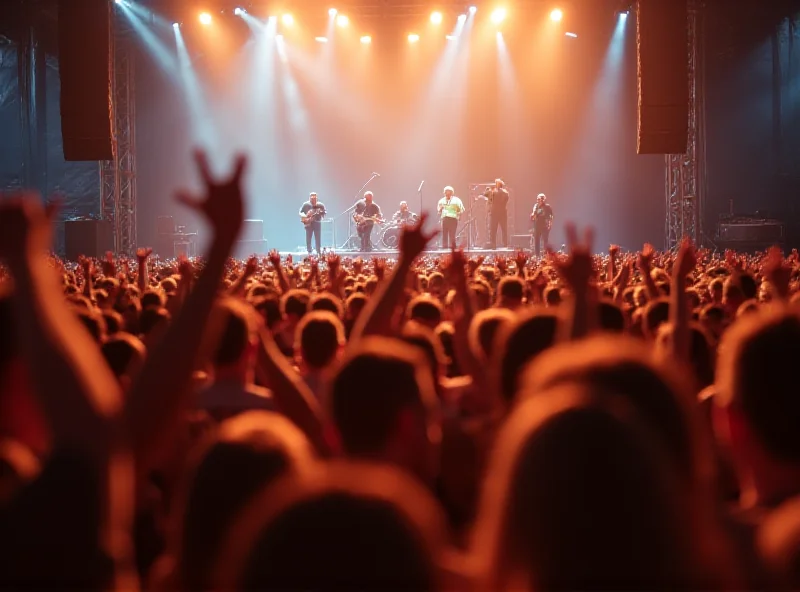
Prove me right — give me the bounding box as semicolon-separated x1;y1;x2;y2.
276;247;523;259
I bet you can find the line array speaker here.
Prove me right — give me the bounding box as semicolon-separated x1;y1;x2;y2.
58;0;114;161
636;0;689;155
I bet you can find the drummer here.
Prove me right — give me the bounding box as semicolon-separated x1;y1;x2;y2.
392;201;418;225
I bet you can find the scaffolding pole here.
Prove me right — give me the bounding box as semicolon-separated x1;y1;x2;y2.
664;0;704;251
99;13;137;254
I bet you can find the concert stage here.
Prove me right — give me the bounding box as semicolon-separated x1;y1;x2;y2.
275;247;523;259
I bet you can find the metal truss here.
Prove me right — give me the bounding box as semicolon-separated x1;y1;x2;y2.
99;16;137;254
665;0;704;250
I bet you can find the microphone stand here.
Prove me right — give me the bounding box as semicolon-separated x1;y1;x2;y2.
418;180;424;218
334;173;379;250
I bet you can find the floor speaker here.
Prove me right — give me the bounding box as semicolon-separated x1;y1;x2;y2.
65;220;114;260
58;0;113;161
636;0;689;155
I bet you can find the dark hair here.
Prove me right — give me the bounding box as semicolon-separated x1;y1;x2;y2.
101;333;145;378
495;310;559;403
718;311;800;462
310;293;344;319
406;296;443;327
498;276;525;302
101;310;124;335
253;294;281;330
329;339;434;456
643;299;670;338
139;307;170;337
296;311;344;370
140;290;164;310
598;300;625;333
280;289;310;319
75;308;106;343
218;465;446;592
178;412;312;591
212;303;253;367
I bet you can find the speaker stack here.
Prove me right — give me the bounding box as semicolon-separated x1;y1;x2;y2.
636;0;689;155
58;0;114;161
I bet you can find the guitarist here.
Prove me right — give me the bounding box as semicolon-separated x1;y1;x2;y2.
353;191;383;252
299;192;326;255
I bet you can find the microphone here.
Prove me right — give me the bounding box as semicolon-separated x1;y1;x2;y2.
418;180;424;192
373;172;381;177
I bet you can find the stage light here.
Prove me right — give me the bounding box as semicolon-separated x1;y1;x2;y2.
430;11;442;24
268;15;277;24
620;11;629;18
457;13;467;21
490;8;506;24
336;14;349;27
198;12;212;25
172;22;179;28
565;31;577;37
550;8;563;21
469;5;477;13
360;35;372;44
315;36;329;42
234;7;244;16
329;7;337;16
446;34;457;40
115;0;122;5
282;13;293;25
408;33;420;43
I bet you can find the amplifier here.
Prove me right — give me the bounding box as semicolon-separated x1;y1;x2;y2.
510;234;532;249
240;219;264;242
65;220;114;260
717;222;784;243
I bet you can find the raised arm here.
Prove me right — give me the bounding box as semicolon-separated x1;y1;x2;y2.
125;151;245;475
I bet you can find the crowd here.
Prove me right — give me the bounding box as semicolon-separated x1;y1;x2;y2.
2;150;800;590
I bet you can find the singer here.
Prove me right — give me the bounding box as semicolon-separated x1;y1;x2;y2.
437;186;464;250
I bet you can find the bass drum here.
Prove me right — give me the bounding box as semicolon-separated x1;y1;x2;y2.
381;225;402;250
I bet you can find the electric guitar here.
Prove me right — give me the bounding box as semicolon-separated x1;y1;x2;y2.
353;214;384;232
302;210;324;226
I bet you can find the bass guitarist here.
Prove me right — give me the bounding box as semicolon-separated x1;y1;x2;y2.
353;191;383;252
299;192;326;255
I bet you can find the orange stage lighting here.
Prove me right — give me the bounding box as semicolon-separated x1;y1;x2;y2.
328;7;338;16
198;12;212;25
360;35;372;44
336;14;349;27
550;8;563;21
282;13;294;25
430;11;443;24
490;8;506;24
408;33;420;43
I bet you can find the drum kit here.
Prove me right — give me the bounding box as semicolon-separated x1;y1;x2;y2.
376;215;417;250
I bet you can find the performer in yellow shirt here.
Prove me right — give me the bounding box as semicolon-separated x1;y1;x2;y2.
437;186;465;250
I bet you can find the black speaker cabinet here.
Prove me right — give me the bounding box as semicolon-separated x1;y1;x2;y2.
65;220;114;260
240;219;264;242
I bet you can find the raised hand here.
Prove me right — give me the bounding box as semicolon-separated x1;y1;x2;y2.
675;238;697;278
372;257;386;281
244;255;258;278
400;212;438;262
553;223;595;292
136;247;153;262
638;242;655;272
268;249;281;268
0;193;59;264
515;249;528;270
763;246;791;300
102;251;116;278
175;150;246;244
